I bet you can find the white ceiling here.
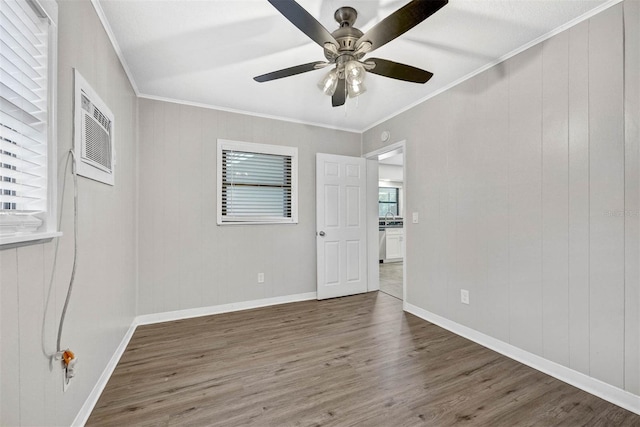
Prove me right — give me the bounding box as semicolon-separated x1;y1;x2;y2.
97;0;612;132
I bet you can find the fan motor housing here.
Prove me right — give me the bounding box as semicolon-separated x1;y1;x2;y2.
331;26;363;52
330;6;363;53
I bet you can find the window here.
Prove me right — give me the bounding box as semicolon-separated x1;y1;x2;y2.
0;0;58;245
378;187;399;217
217;139;298;224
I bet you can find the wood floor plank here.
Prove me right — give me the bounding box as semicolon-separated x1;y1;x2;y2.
379;262;403;300
87;292;640;426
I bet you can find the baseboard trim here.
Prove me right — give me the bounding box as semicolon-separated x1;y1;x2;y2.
134;292;318;326
71;322;137;426
403;302;640;416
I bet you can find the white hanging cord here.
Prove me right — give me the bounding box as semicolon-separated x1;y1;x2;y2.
47;149;79;353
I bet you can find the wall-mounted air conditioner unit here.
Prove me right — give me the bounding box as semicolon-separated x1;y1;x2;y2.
74;69;115;186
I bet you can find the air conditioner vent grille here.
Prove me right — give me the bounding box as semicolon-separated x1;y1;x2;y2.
84;115;112;170
93;106;110;130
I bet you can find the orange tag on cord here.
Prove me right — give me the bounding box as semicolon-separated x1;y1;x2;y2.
62;350;75;366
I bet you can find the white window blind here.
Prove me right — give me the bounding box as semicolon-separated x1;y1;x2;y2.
217;140;298;224
0;0;49;219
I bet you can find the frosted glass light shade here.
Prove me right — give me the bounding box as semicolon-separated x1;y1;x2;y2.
318;69;339;96
347;80;366;98
345;60;365;85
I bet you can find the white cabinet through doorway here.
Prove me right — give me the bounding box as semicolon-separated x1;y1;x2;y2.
385;228;404;260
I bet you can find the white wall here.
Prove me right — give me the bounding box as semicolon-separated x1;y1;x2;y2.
363;1;639;396
136;98;361;315
0;0;138;425
379;164;403;182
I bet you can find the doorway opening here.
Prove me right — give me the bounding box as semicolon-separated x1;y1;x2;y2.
365;142;405;301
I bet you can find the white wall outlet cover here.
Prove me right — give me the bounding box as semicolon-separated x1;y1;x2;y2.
461;289;470;305
412;212;419;223
258;273;265;283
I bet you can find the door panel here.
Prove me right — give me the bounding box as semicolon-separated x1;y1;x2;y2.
325;185;340;226
325;242;340;284
346;240;361;281
346;186;360;226
317;153;368;299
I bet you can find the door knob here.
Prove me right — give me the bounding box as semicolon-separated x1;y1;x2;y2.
318;231;326;236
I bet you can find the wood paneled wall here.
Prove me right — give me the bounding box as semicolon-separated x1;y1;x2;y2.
136;99;361;315
363;2;639;395
0;0;138;425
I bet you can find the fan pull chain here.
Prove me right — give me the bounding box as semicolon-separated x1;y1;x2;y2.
344;83;348;116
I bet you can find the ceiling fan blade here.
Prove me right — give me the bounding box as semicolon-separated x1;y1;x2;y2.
268;0;338;48
254;61;327;82
332;78;346;107
366;58;433;83
357;0;448;52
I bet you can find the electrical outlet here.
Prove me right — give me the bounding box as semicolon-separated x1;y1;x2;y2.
412;212;419;224
258;273;264;283
460;289;470;305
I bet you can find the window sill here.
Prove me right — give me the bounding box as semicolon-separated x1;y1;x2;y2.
217;221;298;226
0;231;62;249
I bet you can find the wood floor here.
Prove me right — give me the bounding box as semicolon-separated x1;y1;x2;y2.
87;292;640;426
379;262;403;300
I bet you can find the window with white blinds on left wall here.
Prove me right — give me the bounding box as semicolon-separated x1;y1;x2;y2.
0;0;58;245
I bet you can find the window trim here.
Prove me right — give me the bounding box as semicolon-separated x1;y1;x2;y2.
216;139;298;225
0;0;60;247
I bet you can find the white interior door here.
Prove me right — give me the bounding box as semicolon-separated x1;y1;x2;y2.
316;153;368;300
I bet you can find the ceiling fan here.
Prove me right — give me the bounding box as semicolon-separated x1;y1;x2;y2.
254;0;448;107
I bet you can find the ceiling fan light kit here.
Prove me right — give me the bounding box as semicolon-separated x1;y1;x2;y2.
347;80;366;98
345;60;365;85
254;0;448;107
318;69;339;95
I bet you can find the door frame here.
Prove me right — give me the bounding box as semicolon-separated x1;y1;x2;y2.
364;140;407;303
